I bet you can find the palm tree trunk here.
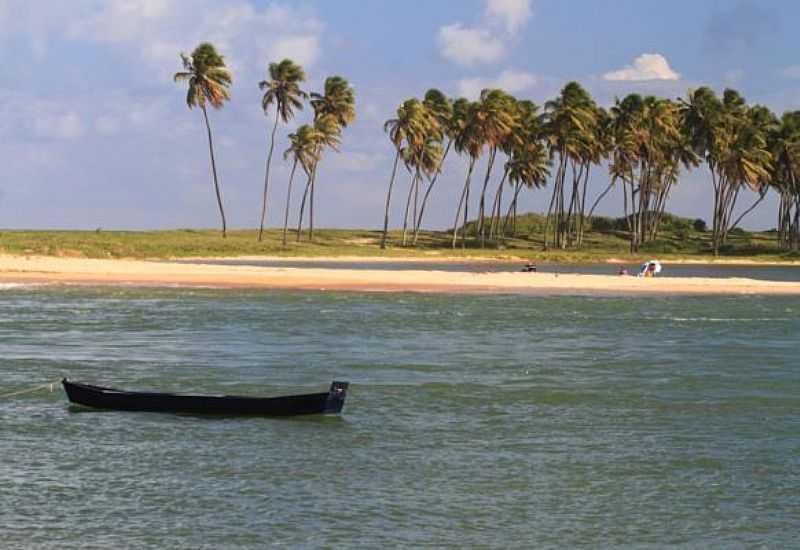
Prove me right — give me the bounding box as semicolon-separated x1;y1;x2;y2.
201;105;226;238
380;150;401;249
728;189;767;235
478;148;497;247
282;159;299;247
488;169;508;239
309;164;317;243
296;173;312;242
452;158;476;249
414;139;452;244
401;169;418;246
587;177;615;220
502;181;524;239
258;112;281;242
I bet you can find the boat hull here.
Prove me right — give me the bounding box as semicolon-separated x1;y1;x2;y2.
62;379;348;416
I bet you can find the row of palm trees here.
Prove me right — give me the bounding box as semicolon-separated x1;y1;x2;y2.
381;83;800;253
174;43;355;242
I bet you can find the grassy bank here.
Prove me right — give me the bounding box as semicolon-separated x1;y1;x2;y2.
1;213;798;263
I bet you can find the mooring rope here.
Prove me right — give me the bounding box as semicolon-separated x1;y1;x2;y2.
0;378;62;399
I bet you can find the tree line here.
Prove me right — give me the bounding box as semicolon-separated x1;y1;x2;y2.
174;43;355;243
172;41;800;254
380;83;800;254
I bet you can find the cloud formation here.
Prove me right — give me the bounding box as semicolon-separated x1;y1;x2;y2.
437;0;532;66
485;0;533;34
603;53;680;81
437;23;506;66
457;69;537;99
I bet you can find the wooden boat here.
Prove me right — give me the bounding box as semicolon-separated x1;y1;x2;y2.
62;379;348;416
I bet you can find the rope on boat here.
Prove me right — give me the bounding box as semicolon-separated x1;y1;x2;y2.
0;378;62;399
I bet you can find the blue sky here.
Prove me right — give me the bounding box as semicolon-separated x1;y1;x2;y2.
2;0;800;230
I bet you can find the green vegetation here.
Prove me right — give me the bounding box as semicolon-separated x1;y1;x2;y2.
2;213;797;263
380;82;800;256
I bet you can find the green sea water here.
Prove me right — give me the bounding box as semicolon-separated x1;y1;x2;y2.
1;285;799;548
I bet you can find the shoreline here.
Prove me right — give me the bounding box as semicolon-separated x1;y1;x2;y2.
168;254;800;267
2;255;799;295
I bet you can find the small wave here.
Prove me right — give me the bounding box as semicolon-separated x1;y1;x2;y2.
668;317;791;322
0;282;49;291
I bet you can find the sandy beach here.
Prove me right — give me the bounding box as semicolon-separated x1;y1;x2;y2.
1;255;799;295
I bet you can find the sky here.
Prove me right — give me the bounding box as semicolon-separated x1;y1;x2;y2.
2;0;800;231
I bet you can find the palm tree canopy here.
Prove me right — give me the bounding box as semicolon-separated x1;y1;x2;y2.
544;81;599;161
310;76;356;128
173;42;232;110
423;89;453;135
284;124;318;174
259;58;308;123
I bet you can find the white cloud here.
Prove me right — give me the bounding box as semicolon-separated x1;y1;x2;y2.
5;1;324;79
437;0;533;67
457;69;537;99
268;35;320;67
603;53;680;81
34;112;84;140
438;23;505;66
486;0;532;34
782;65;800;79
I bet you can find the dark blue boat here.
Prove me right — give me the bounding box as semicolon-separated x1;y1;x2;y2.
62;379;348;416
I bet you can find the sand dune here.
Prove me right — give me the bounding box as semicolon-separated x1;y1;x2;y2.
1;255;799;295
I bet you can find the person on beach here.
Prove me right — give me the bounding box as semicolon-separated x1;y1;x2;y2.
618;267;629;276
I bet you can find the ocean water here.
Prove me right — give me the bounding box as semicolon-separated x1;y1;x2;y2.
1;285;799;548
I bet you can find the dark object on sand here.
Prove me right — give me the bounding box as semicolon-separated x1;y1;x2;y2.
521;262;537;273
62;379;348;416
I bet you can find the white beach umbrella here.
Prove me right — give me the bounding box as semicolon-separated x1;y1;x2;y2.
648;260;663;273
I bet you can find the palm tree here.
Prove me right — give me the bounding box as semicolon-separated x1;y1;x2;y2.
381;99;430;249
401;132;443;245
681;88;775;254
770;111;800;249
173;42;232;237
413;89;454;244
257;59;307;242
501;140;551;240
302;76;356;242
542;82;599;249
282;124;316;246
451;100;485;248
473;89;518;247
296;114;342;241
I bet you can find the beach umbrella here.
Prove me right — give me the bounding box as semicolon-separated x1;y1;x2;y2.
648;260;663;273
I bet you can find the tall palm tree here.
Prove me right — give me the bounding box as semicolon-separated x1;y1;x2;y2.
501;140;551;239
473;89;518;247
173;42;232;237
681;87;775;254
296;113;343;241
451;100;485;248
381;99;430;249
282;124;316;246
303;76;355;242
770;111;800;249
413;89;454;243
257;59;307;242
542;82;599;249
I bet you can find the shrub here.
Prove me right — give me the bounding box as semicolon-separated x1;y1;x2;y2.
693;218;707;232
